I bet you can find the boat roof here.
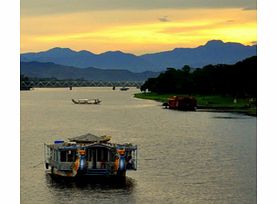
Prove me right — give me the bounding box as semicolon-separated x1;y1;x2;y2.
68;133;111;143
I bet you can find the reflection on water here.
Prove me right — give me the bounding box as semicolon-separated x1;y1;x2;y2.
212;115;248;119
45;174;135;191
44;174;136;203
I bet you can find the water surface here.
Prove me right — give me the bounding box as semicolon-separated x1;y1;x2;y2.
21;87;256;203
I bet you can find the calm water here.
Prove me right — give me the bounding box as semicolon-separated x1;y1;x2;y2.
21;87;256;204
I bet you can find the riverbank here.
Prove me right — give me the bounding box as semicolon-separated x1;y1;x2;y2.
134;92;257;116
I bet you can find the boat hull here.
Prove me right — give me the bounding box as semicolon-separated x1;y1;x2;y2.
47;169;126;180
72;99;101;104
47;172;127;185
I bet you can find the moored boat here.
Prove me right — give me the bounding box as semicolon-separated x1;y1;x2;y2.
72;98;101;104
164;96;197;111
44;133;137;178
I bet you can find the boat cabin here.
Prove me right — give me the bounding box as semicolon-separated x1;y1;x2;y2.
166;96;197;111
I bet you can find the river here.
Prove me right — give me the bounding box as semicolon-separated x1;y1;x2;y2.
20;87;256;204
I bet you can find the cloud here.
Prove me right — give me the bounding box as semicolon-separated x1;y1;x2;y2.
21;7;256;54
226;20;235;23
159;16;170;22
243;5;257;10
21;0;257;16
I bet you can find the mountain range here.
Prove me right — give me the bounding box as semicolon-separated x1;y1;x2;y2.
21;40;257;72
20;61;159;81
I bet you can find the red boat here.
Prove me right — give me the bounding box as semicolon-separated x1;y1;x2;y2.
165;96;197;111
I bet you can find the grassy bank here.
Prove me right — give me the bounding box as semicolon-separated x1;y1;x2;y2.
134;92;257;116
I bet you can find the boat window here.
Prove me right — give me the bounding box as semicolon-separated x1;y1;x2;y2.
103;149;108;161
55;150;58;161
67;150;76;162
107;151;111;161
87;149;92;161
97;149;102;161
97;148;108;161
59;150;76;162
60;150;66;162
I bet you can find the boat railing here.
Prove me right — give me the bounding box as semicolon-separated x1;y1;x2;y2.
50;160;115;171
49;159;74;171
44;143;51;164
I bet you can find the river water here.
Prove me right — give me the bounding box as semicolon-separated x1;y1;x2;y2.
20;87;256;204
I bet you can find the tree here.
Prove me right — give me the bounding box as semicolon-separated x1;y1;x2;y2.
140;56;257;97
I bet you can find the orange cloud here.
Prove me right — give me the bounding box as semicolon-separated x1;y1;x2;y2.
21;8;256;54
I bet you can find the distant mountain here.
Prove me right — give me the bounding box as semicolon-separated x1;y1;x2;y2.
21;48;153;72
20;61;159;81
20;40;257;72
140;40;257;69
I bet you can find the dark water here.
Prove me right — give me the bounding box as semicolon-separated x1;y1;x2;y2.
21;88;256;204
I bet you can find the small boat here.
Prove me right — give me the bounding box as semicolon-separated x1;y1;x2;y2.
72;98;101;104
44;133;137;178
120;87;129;91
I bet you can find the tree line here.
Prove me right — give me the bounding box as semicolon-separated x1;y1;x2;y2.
140;56;257;98
20;75;32;90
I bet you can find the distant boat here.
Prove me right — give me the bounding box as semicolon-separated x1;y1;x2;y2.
120;87;129;91
163;96;197;111
44;133;137;178
72;98;101;104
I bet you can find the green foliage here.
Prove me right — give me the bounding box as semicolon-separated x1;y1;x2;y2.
134;93;174;103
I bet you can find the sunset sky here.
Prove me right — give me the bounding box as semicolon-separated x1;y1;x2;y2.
21;0;257;55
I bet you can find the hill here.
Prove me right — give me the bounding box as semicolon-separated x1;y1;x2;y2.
21;40;257;72
140;40;257;69
20;61;159;81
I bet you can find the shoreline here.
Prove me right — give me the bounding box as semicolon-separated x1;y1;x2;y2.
196;107;257;117
134;92;257;117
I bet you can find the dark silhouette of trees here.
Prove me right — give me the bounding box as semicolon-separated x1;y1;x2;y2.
20;75;32;90
141;56;257;98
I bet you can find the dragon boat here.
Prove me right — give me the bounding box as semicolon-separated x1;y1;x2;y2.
44;133;137;178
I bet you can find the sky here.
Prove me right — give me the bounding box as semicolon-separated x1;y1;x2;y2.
21;0;257;55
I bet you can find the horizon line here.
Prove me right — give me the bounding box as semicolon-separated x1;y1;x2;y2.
20;39;257;56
